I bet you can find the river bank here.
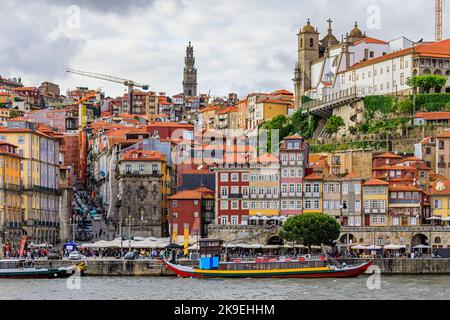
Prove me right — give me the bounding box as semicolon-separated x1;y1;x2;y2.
33;258;450;276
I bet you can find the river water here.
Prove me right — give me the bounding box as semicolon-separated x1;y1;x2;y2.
0;276;449;300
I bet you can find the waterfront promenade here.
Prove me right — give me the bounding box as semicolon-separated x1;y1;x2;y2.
33;258;450;276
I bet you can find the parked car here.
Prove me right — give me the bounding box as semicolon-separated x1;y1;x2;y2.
69;251;81;260
47;248;62;260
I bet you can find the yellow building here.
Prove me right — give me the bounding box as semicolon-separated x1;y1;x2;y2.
316;150;373;178
0;142;22;249
430;180;450;218
248;154;280;217
0;121;61;244
362;179;389;226
255;99;293;125
236;98;248;130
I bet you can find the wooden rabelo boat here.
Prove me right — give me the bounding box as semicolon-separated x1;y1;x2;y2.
0;259;84;279
164;239;373;279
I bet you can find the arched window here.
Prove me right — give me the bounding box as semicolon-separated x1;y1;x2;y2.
434;70;443;76
310;38;314;48
435;237;442;244
423;68;431;75
359;238;364;243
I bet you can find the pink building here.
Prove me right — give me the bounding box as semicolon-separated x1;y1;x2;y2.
279;134;309;216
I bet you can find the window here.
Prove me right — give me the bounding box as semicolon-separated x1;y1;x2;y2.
194;212;199;218
221;187;228;198
139;164;145;172
18;136;25;144
305;200;311;209
313;200;320;209
231;173;239;182
282;200;287;210
231;201;239;210
400;73;405;85
310;38;313;48
220;173;228;182
221;216;228;225
410;217;417;226
231;186;239;195
355;200;361;211
305;184;311;193
231;216;239;225
393;217;399;226
313;184;320;193
220;201;229;210
173;200;178;208
372;215;378;224
242;201;249;209
289;201;295;209
242;173;249;181
126;164;132;173
282;169;288;177
323;200;328;210
380;215;386;224
342;184;348;195
354;184;361;195
194;200;199;206
242;187;249;197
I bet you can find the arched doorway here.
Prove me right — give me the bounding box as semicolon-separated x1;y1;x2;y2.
267;235;284;246
423;68;431;75
434;70;443;76
339;234;356;245
411;233;428;247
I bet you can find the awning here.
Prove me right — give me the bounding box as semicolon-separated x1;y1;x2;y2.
365;245;382;250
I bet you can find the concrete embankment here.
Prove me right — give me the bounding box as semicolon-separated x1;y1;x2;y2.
35;258;450;276
342;258;450;274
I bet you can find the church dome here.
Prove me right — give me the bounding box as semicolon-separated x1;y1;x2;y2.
350;22;363;37
302;19;316;33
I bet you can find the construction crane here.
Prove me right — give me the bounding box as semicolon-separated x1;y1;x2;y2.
67;68;149;114
436;0;444;42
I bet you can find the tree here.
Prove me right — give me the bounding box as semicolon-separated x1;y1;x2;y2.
406;75;448;93
279;213;341;252
324;115;345;135
395;98;414;114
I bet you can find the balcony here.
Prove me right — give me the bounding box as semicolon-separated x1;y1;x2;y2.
228;194;242;199
267;194;273;199
281;193;288;197
438;162;446;168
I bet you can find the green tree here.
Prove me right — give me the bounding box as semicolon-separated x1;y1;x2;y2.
406;75;448;93
324;115;345;135
279;213;341;252
395;98;414;114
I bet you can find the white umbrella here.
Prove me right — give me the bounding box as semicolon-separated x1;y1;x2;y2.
384;244;406;250
259;216;269;221
441;217;450;222
413;244;430;249
351;245;367;250
249;216;259;221
365;245;382;250
426;216;442;221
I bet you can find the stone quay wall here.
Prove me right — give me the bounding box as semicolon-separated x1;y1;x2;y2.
34;258;450;276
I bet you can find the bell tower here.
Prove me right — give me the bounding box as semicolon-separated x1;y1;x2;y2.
294;19;320;108
183;41;198;97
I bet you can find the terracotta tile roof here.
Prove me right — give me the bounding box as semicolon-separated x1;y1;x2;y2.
284;134;304;140
429;180;450;196
121;150;165;162
373;152;402;159
415;112;450;120
389;184;423;192
147;122;194;128
218;106;238;114
373;165;416;171
168;190;203;200
364;179;389;186
343;172;362;180
250;153;279;164
437;130;450;138
344;38;450;72
272;89;293;95
353;37;389;45
304;173;323;180
420;137;435;145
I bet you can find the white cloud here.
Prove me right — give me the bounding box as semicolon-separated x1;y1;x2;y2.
1;0;440;98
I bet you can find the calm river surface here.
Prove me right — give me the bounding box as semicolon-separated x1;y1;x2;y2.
1;276;450;300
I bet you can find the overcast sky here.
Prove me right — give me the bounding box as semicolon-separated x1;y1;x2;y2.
0;0;446;98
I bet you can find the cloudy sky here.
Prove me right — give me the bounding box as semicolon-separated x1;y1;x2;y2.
0;0;445;98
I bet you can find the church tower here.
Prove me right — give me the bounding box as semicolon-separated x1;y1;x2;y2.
183;42;198;97
293;19;320;108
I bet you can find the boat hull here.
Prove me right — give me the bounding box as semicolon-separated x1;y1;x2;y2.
164;260;373;279
0;268;77;279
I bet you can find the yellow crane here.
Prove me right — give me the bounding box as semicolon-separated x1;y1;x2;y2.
67;68;149;115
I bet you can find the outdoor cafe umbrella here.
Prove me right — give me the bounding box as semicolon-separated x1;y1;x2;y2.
413;244;430;249
441;217;450;222
351;245;367;250
384;244;406;250
365;245;382;250
426;216;442;221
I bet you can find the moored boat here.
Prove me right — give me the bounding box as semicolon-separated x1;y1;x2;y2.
0;259;82;279
164;239;373;279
